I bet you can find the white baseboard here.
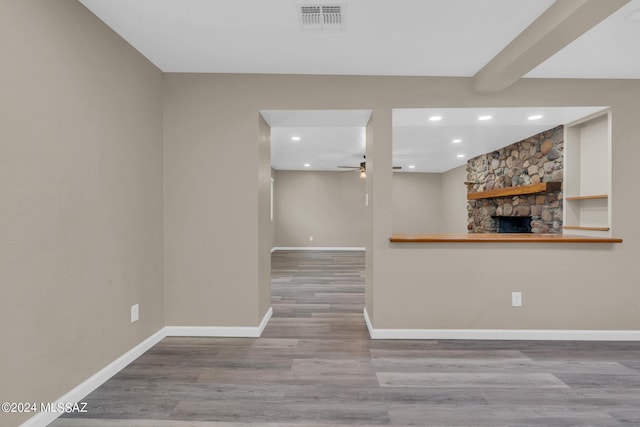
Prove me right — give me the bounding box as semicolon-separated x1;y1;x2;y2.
272;246;365;251
363;308;640;341
363;306;374;336
21;308;274;427
21;328;166;427
257;306;273;335
165;307;273;338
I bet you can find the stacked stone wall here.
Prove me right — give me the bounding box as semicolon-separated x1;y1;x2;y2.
467;126;563;233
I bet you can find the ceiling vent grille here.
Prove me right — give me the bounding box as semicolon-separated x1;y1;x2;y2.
298;2;345;32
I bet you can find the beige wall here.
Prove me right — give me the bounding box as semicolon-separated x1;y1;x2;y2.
0;1;164;425
365;117;376;320
392;172;443;233
273;170;366;247
162;73;640;333
274;170;449;245
163;76;264;326
258;115;272;318
441;165;469;233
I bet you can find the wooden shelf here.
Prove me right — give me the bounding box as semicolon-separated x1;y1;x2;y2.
390;233;622;243
563;226;610;231
565;194;608;201
467;182;562;201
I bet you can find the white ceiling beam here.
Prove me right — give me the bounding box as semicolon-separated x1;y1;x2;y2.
473;0;630;93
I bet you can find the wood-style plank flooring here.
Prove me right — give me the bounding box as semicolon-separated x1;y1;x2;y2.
53;250;640;426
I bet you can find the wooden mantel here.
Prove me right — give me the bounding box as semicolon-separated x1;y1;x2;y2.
467;182;562;201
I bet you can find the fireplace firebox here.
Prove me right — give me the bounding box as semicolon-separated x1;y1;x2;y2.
493;216;532;233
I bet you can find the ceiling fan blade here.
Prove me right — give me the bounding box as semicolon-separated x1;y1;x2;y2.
337;166;359;169
393;166;402;170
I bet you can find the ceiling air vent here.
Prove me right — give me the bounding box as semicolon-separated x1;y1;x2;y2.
298;2;345;33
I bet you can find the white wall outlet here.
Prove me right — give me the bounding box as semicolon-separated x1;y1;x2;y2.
512;292;522;307
309;235;313;241
131;304;139;323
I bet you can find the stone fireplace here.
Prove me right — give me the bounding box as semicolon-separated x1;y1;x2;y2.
467;125;564;234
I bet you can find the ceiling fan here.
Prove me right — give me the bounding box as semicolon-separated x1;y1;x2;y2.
338;156;401;178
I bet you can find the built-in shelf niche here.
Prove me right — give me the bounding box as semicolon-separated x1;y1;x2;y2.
563;110;612;237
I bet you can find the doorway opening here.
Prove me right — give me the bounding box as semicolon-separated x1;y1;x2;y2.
259;110;371;335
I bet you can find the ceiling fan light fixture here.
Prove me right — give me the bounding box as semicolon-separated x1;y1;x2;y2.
359;170;366;178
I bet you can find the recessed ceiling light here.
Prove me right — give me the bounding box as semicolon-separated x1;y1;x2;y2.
457;154;465;158
429;115;442;122
528;115;543;121
478;115;492;121
304;163;311;167
452;138;462;143
291;136;301;141
408;165;416;169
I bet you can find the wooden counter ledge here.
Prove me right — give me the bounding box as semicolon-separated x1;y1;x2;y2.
390;233;623;243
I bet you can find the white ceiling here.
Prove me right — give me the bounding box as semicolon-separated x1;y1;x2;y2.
264;107;607;173
79;0;557;76
78;0;640;78
527;1;640;78
78;0;639;173
393;107;607;173
263;110;370;171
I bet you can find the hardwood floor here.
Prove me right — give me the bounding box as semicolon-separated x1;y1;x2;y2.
53;250;640;426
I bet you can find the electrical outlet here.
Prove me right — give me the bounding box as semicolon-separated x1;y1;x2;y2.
309;235;313;241
131;304;139;323
512;292;522;307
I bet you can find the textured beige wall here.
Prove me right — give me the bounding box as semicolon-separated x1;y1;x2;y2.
441;165;469;233
273;170;366;247
0;1;164;425
163;73;639;333
392;173;443;233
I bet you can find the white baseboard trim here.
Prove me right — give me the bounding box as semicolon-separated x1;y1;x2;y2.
363;308;640;341
272;246;365;251
363;306;374;336
21;308;274;427
21;328;166;427
258;306;273;335
165;307;273;338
